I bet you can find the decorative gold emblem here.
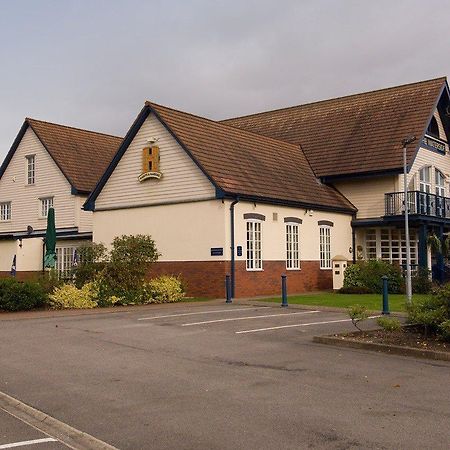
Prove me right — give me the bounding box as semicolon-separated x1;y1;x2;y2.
139;138;162;182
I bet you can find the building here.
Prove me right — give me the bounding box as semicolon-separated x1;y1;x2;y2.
0;118;122;278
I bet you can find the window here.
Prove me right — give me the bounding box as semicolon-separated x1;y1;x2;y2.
286;223;300;270
26;155;35;185
419;166;431;193
0;202;11;221
40;197;53;218
246;220;262;270
435;169;446;197
319;226;331;269
427;116;440;138
56;247;75;279
365;228;377;259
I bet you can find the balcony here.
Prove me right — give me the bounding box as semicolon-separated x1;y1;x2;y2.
385;191;450;218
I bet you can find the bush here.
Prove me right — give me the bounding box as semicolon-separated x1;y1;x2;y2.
0;278;48;311
348;304;369;331
439;320;450;341
49;282;98;309
73;242;108;288
411;267;433;294
342;260;403;294
338;286;372;294
407;283;450;340
376;316;402;332
343;264;363;288
140;276;185;304
35;271;63;295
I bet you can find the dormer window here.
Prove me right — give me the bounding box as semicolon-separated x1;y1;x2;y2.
427;116;440;138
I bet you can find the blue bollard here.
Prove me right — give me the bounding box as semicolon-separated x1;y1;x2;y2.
281;275;288;307
225;274;232;303
382;275;390;315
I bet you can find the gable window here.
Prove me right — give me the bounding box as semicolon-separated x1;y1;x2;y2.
427;116;440;138
286;223;300;270
319;225;332;269
246;220;262;270
40;197;54;218
26;155;35;185
0;202;11;221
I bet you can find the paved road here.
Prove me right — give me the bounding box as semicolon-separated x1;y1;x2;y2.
0;302;449;449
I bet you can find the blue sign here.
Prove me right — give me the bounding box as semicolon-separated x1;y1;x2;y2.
237;246;242;256
211;247;223;256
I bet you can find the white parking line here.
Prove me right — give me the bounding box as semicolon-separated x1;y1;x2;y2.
181;310;320;326
0;438;57;449
235;316;380;334
137;307;264;321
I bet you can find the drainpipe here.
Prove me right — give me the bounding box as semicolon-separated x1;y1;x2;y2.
352;224;356;264
230;197;239;298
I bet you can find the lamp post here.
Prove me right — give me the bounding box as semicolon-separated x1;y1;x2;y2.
402;135;416;305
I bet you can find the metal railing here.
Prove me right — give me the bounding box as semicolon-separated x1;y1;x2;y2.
385;191;450;218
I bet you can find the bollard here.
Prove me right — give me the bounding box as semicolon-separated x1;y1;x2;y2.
281;274;288;307
382;275;390;315
225;274;232;303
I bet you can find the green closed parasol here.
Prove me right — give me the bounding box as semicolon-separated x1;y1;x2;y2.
44;207;56;268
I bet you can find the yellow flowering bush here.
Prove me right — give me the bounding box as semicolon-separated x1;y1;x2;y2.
49;282;98;309
141;276;185;304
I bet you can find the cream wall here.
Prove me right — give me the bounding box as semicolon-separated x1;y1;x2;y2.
0;240;17;271
75;196;93;233
0;128;75;233
95;113;216;210
93;199;227;261
226;200;353;263
333;176;398;219
16;237;43;271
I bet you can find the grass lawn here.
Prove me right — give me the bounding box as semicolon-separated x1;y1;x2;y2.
259;292;430;312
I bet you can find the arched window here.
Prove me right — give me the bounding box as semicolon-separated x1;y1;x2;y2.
427;116;440;138
435;169;446;197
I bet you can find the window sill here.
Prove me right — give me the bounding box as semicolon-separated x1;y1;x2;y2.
320;267;332;271
286;268;301;271
246;268;264;272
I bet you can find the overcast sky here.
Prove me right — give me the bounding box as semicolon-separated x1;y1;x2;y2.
1;0;450;160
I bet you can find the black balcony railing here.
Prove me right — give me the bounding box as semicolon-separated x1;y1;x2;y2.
385;191;450;218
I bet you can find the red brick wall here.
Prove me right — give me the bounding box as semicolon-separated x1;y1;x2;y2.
0;271;41;281
148;260;331;298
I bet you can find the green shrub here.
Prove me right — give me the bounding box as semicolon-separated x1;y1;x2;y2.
0;278;48;311
35;271;63;295
141;276;185;304
73;242;108;288
376;316;402;332
338;286;372;294
407;283;450;340
411;267;433;294
49;282;98;309
348;304;369;331
342;264;363;288
439;320;450;341
342;260;403;294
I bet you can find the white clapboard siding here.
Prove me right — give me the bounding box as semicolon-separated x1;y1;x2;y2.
95;113;215;209
333;176;398;219
0;128;75;232
76;195;93;232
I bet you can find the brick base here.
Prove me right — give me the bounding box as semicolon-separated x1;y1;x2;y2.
148;260;332;298
0;271;42;281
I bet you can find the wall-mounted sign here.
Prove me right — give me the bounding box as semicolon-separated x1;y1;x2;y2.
139;139;162;182
237;246;242;256
211;247;223;256
422;135;446;153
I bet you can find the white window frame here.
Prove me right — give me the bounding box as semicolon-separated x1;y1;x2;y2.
56;246;76;279
286;223;300;270
246;220;263;271
26;155;35;185
419;166;431;193
435;168;446;197
0;202;11;222
319;225;332;270
39;197;54;218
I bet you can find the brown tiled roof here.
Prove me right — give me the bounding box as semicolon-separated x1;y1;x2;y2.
222;77;447;178
147;102;355;212
27;118;122;193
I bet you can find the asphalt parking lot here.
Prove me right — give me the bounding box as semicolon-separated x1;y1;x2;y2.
0;302;449;449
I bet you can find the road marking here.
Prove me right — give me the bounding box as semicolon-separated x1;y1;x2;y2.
138;307;263;321
181;310;320;326
0;438;57;449
235;316;380;334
